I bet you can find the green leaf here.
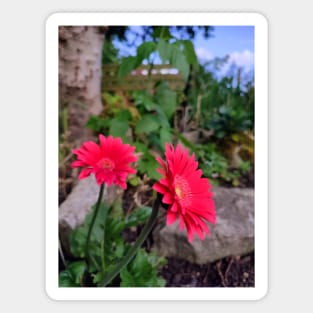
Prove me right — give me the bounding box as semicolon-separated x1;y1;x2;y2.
59;271;76;287
170;45;190;81
147;103;170;127
85;115;110;133
59;261;86;287
109;119;129;138
108;109;131;138
160;126;172;146
69;203;109;259
153;27;172;40
157;39;193;79
134;141;150;155
120;249;166;287
135;114;160;134
172;129;197;151
109;198;124;219
157;38;172;63
154;84;177;118
181;40;199;69
137;42;156;61
92;272;103;285
125;206;152;228
114;240;125;258
132;90;154;109
118;56;139;79
69;228;87;258
128;175;140;187
137;157;161;180
67;261;86;285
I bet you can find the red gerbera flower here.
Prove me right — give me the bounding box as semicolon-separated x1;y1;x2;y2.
153;144;216;242
71;135;138;189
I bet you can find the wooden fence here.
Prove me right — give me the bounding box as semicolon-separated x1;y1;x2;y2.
102;64;186;92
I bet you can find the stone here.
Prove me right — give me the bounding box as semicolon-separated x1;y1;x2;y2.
152;186;254;263
59;175;122;252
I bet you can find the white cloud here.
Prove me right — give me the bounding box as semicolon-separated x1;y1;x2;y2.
227;49;254;71
195;48;254;75
195;47;214;62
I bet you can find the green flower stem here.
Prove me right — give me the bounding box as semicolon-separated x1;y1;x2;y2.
85;183;105;261
59;238;67;268
101;205;109;275
101;193;161;287
89;254;101;272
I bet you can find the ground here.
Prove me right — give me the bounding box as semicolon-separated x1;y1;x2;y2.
160;253;254;287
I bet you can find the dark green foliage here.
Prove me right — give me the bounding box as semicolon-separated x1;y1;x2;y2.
174;131;251;186
190;61;254;139
92;25;254;189
120;249;166;287
117;35;198;82
59;200;166;287
59;261;86;287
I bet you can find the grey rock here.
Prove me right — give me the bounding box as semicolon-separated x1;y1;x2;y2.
152;186;254;263
59;176;122;251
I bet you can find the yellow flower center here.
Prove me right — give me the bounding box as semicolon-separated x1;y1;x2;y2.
175;185;184;199
174;175;191;205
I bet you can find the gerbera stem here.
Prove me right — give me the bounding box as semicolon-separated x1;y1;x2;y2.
85;183;105;261
101;203;109;275
100;193;161;287
59;238;67;268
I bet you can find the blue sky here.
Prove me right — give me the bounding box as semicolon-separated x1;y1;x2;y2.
194;26;254;75
114;26;254;76
195;26;254;57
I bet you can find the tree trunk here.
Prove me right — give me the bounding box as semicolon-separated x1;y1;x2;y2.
59;26;106;143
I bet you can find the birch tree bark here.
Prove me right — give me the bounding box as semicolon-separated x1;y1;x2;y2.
59;26;106;143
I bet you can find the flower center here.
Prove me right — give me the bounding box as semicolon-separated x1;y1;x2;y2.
98;158;115;170
174;175;191;205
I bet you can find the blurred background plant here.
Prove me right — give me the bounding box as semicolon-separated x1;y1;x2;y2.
84;25;254;189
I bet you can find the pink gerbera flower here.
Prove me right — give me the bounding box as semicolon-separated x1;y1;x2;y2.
71;135;138;189
153;144;216;242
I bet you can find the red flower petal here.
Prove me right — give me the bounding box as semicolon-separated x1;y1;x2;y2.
166;210;177;225
71;135;138;187
78;168;93;179
153;144;216;242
